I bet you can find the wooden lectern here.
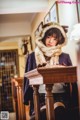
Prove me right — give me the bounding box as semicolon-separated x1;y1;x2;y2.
25;66;77;120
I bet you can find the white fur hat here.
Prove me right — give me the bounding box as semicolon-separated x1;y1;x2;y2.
36;22;67;47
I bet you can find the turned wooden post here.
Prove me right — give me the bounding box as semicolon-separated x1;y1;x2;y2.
45;84;55;120
11;78;26;120
33;85;41;120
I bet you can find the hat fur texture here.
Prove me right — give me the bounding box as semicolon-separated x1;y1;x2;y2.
35;22;67;66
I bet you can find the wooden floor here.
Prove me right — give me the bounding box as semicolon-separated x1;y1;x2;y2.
9;106;30;120
9;112;16;120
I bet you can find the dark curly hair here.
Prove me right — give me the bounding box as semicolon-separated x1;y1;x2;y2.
42;28;65;45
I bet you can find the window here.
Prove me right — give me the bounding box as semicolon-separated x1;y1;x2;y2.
0;49;19;111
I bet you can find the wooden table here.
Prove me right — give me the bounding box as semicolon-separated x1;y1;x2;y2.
25;66;77;120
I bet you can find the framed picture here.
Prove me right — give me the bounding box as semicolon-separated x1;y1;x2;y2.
49;2;59;23
21;36;33;55
44;12;50;24
76;0;80;22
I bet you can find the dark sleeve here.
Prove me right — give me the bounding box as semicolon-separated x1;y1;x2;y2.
23;52;36;105
64;54;78;108
64;54;72;94
67;54;72;66
71;83;78;108
67;55;79;109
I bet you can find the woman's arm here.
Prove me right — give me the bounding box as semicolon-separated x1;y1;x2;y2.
23;52;36;105
67;54;72;66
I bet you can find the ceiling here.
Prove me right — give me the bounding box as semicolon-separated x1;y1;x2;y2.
0;0;49;42
0;13;36;23
0;0;48;23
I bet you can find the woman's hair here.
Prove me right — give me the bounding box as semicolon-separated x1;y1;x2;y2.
42;28;65;45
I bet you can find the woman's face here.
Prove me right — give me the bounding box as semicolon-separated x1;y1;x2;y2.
45;34;58;47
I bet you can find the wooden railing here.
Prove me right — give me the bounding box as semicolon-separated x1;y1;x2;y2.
25;66;77;120
11;77;26;120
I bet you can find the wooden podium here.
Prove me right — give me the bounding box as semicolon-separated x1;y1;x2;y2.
25;66;77;120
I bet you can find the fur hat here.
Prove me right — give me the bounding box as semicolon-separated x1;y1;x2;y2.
36;22;67;47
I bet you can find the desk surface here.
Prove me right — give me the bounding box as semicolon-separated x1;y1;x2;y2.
25;66;77;85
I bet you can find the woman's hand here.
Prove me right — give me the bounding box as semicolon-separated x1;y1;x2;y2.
61;62;66;66
37;62;66;68
38;63;47;67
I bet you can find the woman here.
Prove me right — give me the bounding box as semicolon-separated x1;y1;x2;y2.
23;22;78;120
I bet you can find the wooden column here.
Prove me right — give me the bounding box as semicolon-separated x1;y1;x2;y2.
17;86;21;120
11;78;19;120
45;84;55;120
11;78;26;120
33;85;40;120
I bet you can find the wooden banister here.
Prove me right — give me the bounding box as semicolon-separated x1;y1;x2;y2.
11;77;26;120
